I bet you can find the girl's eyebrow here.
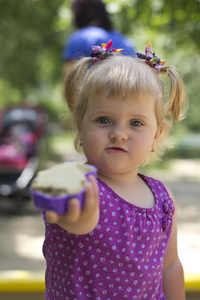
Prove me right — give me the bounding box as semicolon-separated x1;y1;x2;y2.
89;111;109;117
89;111;151;121
130;114;150;120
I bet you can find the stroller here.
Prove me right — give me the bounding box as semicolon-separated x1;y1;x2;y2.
0;103;47;209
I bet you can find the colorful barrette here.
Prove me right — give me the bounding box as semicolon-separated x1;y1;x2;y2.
136;41;167;74
91;40;123;62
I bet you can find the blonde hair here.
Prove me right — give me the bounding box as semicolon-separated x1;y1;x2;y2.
65;55;187;163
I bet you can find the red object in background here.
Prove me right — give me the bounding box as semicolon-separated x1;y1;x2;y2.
0;102;47;199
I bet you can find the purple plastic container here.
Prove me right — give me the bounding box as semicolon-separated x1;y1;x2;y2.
30;163;98;214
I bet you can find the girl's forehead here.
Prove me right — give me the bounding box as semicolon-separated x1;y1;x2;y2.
85;58;162;100
86;91;157;116
88;90;156;104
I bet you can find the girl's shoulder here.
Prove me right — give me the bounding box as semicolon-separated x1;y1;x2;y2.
138;173;170;199
139;174;175;228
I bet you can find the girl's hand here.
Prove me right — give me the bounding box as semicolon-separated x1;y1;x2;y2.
45;175;99;235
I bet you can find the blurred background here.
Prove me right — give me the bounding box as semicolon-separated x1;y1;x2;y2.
0;0;199;135
0;0;199;299
0;0;200;136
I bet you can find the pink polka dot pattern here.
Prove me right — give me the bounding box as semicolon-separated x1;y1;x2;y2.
43;174;174;299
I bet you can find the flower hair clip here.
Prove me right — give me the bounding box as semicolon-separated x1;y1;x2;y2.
91;40;123;63
136;41;167;74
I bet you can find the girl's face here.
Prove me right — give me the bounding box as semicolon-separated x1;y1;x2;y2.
80;91;160;179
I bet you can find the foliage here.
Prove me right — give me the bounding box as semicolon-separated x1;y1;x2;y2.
0;0;199;132
105;0;200;50
0;0;65;105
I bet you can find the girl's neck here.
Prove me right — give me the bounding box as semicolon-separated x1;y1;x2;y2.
97;169;139;188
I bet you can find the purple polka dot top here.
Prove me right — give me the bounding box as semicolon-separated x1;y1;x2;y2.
43;174;174;299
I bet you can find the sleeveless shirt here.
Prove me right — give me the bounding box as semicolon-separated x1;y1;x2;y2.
43;174;174;300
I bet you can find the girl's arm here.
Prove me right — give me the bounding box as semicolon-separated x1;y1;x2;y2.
162;188;185;300
45;175;100;235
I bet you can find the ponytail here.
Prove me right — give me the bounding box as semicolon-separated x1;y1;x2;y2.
64;57;94;112
161;65;187;122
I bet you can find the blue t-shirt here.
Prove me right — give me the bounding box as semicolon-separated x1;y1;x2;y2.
62;26;136;60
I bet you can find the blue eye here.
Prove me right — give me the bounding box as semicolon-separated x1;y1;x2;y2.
97;117;110;124
130;120;142;127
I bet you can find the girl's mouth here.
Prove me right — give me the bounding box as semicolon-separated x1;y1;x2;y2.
105;147;127;154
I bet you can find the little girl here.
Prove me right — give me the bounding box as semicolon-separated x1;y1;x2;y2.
44;41;186;299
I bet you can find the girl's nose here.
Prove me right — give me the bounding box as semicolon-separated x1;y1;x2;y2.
109;125;129;141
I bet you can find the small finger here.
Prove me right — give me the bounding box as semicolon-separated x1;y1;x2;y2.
67;198;81;223
83;176;99;213
45;210;60;224
89;175;99;194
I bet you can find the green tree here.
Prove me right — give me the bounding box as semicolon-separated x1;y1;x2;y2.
106;0;200;50
0;0;64;104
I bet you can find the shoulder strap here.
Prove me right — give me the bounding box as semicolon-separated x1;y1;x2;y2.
139;173;171;201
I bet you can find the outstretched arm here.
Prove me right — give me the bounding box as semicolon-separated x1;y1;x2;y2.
162;188;185;300
45;175;99;235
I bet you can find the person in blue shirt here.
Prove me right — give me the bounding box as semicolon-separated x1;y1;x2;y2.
62;0;136;77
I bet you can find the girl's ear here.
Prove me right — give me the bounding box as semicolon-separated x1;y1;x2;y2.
153;126;164;144
156;126;164;138
151;127;163;153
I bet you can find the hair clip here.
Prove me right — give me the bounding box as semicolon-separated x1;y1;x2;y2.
136;41;167;74
91;40;123;63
